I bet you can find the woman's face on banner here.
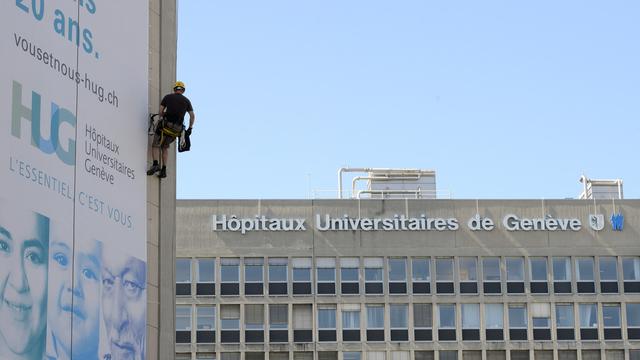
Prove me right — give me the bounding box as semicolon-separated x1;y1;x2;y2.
49;236;101;357
0;207;49;356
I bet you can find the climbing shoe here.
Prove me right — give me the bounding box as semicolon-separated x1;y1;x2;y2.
146;164;160;176
158;167;167;179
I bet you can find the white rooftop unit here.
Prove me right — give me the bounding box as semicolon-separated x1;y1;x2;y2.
579;175;623;200
338;168;437;199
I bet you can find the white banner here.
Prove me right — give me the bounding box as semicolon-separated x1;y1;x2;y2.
1;1;148;359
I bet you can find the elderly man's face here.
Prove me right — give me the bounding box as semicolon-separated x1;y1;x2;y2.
102;250;146;360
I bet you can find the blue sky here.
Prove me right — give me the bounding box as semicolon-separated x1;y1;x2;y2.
176;1;640;199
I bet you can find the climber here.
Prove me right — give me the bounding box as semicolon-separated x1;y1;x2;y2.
147;81;195;178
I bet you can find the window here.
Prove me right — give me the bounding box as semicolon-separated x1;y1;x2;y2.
414;304;432;328
510;351;529;360
366;304;385;342
390;304;408;341
220;304;240;343
461;304;480;341
318;306;337;329
292;258;312;295
268;303;288;342
197;306;216;343
342;305;361;330
438;304;456;341
462;351;481;360
508;305;527;341
293;304;313;342
221;353;240;360
435;258;454;294
197;259;215;283
414;303;432;341
365;257;384;294
367;305;384;329
483;257;501;294
391;352;409;360
627;303;640;340
344;352;361;360
603;304;621;340
176;305;192;343
196;354;216;360
318;305;337;341
197;306;216;330
268;258;288;295
246;354;263;360
245;304;264;342
245;304;264;330
459;257;478;294
368;352;385;360
177;305;192;330
485;304;504;341
531;303;551;340
529;257;548;293
439;304;456;328
176;258;192;296
412;257;431;294
294;353;313;360
557;351;577;360
245;258;264;295
220;258;240;296
599;257;618;293
317;258;336;295
623;257;640;293
389;258;407;294
342;304;361;342
269;353;286;360
196;258;215;296
506;257;524;294
579;303;598;340
414;352;434;360
318;353;337;360
439;351;457;360
556;304;575;340
270;304;288;329
576;257;595;293
553;257;572;294
341;258;360;295
485;351;506;360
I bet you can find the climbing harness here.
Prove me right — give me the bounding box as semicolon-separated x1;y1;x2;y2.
149;113;184;148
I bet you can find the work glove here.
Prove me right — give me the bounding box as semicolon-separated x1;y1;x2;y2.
186;127;192;136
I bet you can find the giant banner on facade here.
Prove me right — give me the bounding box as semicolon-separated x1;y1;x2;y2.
1;1;148;359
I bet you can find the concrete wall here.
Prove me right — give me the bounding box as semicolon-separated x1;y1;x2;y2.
148;0;177;358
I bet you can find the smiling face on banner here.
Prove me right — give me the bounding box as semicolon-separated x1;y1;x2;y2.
0;203;49;359
48;224;102;359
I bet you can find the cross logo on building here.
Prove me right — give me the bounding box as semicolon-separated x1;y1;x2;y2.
610;213;624;231
589;214;604;231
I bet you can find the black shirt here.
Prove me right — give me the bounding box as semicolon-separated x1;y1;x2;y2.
160;93;193;124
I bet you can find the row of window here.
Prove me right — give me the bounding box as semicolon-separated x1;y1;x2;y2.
176;349;640;360
175;302;640;344
176;256;640;296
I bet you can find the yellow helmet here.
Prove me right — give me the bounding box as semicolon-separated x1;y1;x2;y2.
173;81;186;91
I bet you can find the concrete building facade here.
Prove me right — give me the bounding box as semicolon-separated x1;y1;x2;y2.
174;199;640;360
148;0;178;358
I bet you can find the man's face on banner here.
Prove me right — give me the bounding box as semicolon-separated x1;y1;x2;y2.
102;249;146;360
0;205;49;356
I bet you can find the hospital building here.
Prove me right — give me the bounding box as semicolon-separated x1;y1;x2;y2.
172;170;640;360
